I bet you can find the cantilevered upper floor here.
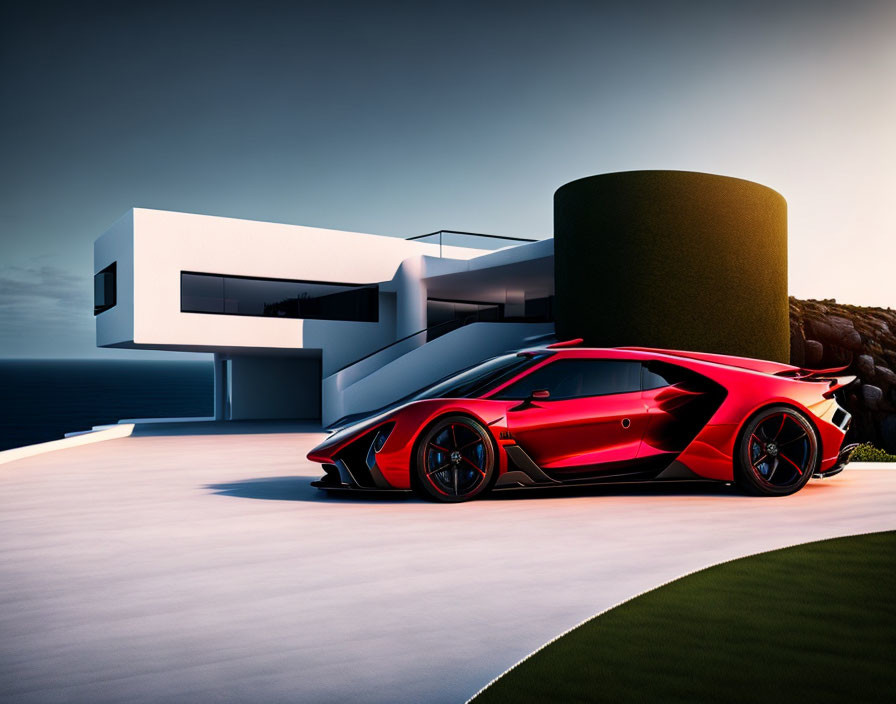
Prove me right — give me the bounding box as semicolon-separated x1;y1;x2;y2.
95;209;555;423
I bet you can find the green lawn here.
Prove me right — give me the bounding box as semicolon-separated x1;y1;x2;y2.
473;532;896;704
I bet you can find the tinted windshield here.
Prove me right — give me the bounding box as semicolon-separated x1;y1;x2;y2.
408;352;552;402
328;352;552;429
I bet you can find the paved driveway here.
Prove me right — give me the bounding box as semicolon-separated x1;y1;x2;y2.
1;429;894;703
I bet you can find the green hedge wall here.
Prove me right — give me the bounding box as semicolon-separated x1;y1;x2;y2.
554;170;789;362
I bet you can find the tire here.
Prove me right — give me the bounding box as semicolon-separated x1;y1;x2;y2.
735;405;819;496
414;415;496;503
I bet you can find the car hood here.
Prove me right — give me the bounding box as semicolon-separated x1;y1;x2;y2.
312;406;406;455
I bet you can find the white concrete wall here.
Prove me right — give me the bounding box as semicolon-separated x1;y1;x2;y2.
323;332;422;396
322;321;555;425
127;208;485;351
391;257;428;339
304;292;398;376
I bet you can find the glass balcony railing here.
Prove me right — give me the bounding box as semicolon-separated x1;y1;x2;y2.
406;230;541;257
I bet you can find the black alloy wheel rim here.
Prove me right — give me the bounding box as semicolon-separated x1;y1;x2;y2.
748;412;813;488
424;422;488;497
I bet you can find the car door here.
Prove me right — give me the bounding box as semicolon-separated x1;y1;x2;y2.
493;358;649;472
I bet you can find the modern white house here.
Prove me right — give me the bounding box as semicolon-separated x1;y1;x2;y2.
94;208;555;426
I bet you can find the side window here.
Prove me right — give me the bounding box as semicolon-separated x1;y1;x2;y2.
94;262;117;315
641;361;690;390
493;359;641;400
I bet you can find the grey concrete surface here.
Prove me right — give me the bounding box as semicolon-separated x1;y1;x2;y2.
1;430;894;704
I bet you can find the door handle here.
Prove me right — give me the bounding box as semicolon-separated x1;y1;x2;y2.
621;418;631;429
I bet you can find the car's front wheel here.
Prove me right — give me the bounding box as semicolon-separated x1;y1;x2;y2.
414;415;496;502
736;405;818;496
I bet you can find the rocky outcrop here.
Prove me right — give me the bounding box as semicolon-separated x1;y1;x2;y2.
790;298;896;452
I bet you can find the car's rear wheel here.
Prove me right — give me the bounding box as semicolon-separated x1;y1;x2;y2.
736;405;818;496
414;415;496;502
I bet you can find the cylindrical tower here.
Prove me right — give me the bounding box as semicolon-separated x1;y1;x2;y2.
553;170;789;362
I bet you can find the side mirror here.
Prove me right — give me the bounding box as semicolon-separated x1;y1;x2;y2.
510;388;550;412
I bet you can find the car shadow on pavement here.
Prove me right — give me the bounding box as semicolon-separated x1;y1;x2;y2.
206;476;419;503
486;480;741;501
207;477;742;503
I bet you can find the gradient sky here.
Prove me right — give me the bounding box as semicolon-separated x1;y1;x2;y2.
1;0;894;358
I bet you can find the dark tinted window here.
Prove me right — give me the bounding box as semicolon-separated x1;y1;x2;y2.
493;359;641;400
641;364;670;390
641;361;691;390
94;262;117;315
223;276;297;315
411;353;552;401
426;298;503;341
181;272;378;322
182;272;223;313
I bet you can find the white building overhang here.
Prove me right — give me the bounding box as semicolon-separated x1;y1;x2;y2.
94;208;490;353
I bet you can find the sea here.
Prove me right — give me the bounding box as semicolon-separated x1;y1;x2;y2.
0;360;214;452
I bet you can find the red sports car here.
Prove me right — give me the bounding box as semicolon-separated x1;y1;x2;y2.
307;342;857;502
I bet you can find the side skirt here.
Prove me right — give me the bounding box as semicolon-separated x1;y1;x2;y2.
494;445;711;490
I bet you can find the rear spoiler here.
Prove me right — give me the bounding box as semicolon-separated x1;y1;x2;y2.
775;364;850;379
820;376;857;398
775;365;857;398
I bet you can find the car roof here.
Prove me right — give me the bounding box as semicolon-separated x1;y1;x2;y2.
525;345;797;376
